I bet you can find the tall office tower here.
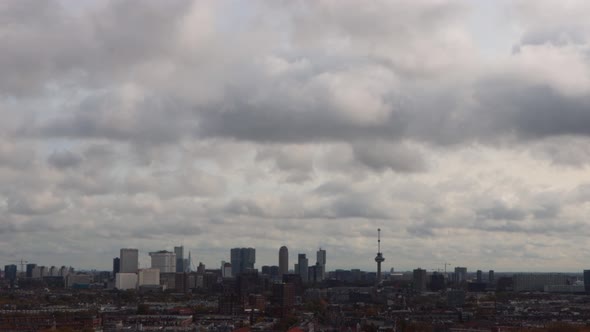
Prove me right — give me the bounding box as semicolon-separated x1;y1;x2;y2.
113;257;120;276
186;251;192;272
149;251;176;273
316;248;326;281
120;248;139;273
584;270;590;293
49;266;57;276
230;247;256;276
430;272;446;291
454;267;467;283
279;246;289;276
375;229;385;284
297;254;309;283
231;248;240;276
413;268;428;292
4;265;17;281
26;263;36;278
489;270;495;284
476;270;483;283
174;246;184;273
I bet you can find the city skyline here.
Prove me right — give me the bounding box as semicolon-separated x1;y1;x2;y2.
2;1;590;273
4;242;590;274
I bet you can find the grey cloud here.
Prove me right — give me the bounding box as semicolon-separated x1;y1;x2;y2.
474;82;590;139
476;203;528;221
532;204;560;219
2;0;590;271
529;137;590;166
5;192;66;216
313;181;350;196
47;150;82;169
352;141;427;173
255;145;315;183
40;92;196;144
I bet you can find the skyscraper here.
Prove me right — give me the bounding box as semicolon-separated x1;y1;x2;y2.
279;246;289;276
26;263;36;278
454;267;467;283
297;253;308;283
230;247;256;276
149;251;176;273
174;246;184;273
413;268;427;293
4;265;17;281
316;248;326;281
120;248;139;273
113;257;120;276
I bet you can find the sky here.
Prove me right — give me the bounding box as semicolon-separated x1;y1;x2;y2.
2;0;590;273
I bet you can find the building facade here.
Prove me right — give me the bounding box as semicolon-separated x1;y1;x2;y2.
297;254;309;283
316;248;326;281
230;247;256;276
149;251;176;273
120;248;139;273
174;246;184;273
279;246;289;276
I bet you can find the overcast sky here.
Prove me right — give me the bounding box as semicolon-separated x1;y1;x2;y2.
2;0;590;273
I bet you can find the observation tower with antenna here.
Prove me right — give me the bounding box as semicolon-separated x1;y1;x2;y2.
375;228;385;284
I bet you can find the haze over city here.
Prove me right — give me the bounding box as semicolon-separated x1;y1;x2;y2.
2;0;590;273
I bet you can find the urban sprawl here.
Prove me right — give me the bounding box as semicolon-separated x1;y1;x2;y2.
1;233;590;331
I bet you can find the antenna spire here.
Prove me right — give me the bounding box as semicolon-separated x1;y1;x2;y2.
378;228;381;253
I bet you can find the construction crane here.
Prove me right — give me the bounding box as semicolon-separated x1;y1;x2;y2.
8;258;28;273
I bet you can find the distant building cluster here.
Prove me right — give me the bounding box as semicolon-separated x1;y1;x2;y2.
4;233;590;331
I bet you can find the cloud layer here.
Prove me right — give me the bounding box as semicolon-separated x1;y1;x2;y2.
1;0;590;272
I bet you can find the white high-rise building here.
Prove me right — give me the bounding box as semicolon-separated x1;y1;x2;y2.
120;248;139;273
138;268;160;286
149;251;176;273
116;273;138;290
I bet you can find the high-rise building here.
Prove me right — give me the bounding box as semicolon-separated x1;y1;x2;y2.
430;272;445;291
26;263;36;278
116;273;138;290
59;266;69;277
221;261;232;278
138;268;160;286
297;254;308;283
454;267;467;283
316;248;326;281
413;268;428;293
174;246;184;273
32;266;46;279
230;248;256;276
4;265;17;281
113;257;120;276
149;251;176;273
489;270;495;284
120;248;139;273
279;246;289;276
476;270;483;283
